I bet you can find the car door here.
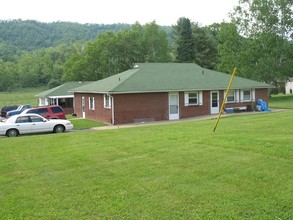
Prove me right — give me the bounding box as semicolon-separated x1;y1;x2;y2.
14;116;33;134
29;115;52;133
37;108;50;119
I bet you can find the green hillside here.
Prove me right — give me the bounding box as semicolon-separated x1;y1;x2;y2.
0;19;131;53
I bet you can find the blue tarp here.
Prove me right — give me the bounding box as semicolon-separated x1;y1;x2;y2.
257;99;270;111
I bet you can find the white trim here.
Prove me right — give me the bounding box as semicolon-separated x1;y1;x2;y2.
169;92;179;120
48;95;74;99
82;96;85;118
241;89;253;102
224;90;236;103
252;89;255;101
210;91;219;114
89;97;95;110
184;91;203;106
184;93;189;106
199;91;203;105
236;90;240;102
110;95;115;125
104;94;112;109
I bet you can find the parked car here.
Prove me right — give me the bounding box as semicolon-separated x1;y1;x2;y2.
1;105;19;117
21;105;66;119
0;113;73;137
6;104;32;117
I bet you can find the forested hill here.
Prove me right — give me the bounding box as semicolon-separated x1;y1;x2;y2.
0;19;131;53
0;0;291;94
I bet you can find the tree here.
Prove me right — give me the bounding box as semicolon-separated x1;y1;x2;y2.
140;21;172;62
217;22;245;75
232;0;292;40
192;23;218;69
62;53;89;81
0;62;18;91
240;33;292;83
230;0;293;83
172;17;196;62
63;21;172;82
17;54;39;87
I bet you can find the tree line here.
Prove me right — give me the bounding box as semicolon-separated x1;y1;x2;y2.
0;20;131;53
0;0;292;92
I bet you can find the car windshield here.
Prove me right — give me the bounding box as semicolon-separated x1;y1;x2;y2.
16;106;23;110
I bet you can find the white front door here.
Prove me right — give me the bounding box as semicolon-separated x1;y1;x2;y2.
169;93;179;120
82;96;85;118
210;91;219;114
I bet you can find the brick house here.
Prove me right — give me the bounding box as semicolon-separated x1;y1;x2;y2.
36;81;92;114
72;63;273;124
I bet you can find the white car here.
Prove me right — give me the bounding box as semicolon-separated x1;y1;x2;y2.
0;113;73;137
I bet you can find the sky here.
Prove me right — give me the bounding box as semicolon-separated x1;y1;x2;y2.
0;0;239;26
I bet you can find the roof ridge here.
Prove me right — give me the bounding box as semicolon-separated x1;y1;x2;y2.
70;63;273;94
109;67;140;92
36;83;64;97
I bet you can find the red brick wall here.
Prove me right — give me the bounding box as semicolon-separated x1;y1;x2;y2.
224;88;269;109
74;93;82;116
74;88;270;124
113;93;168;124
74;93;112;124
179;91;211;118
256;88;269;103
63;107;74;115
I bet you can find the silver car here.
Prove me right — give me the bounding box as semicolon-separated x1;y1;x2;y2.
0;113;73;137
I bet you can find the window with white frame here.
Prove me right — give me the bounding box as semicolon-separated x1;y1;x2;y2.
184;91;203;106
89;97;95;110
243;90;251;101
226;90;236;103
188;92;198;104
104;94;111;109
240;89;256;102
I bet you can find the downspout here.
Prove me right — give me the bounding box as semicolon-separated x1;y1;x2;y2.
109;95;115;125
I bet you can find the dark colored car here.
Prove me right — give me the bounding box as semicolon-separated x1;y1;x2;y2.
21;105;66;120
1;105;19;117
6;104;32;117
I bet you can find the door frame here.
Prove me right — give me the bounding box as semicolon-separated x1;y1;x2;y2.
169;92;179;120
81;96;86;118
210;91;219;114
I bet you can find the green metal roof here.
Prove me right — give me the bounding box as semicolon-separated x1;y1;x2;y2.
36;81;93;97
73;63;273;94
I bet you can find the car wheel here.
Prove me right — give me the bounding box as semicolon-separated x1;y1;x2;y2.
6;129;19;137
54;125;65;133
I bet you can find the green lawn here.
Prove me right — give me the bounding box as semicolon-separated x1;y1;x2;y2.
0;110;292;219
269;94;293;109
0;87;46;108
69;117;107;130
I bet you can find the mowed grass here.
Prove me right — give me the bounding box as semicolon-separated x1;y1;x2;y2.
0;110;292;219
269;94;293;109
0;87;46;108
69;118;107;130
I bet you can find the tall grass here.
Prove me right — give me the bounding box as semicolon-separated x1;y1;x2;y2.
0;110;292;219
